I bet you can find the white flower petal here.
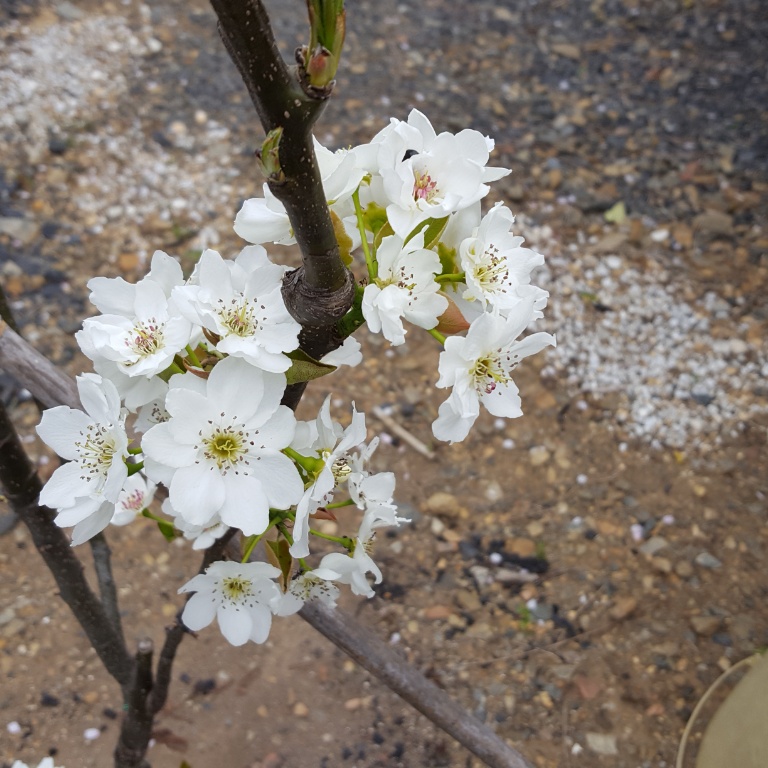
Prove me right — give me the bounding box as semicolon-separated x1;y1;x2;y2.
217;604;253;646
181;591;217;631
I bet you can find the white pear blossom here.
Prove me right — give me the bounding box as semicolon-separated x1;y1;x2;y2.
86;250;184;315
432;300;556;443
161;498;228;550
317;514;383;598
270;566;342;616
133;393;170;433
459;202;548;313
289;396;367;558
11;759;63;768
111;474;156;526
36;374;130;539
349;471;406;530
172;247;300;372
360;109;510;237
362;233;448;345
320;335;362;368
234;138;365;245
142;358;303;535
78;251;192;380
92;359;169;412
179;560;281;645
77;279;193;378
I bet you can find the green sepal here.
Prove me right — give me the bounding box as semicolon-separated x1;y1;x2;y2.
405;215;450;250
126;460;144;477
285;348;336;385
265;538;293;592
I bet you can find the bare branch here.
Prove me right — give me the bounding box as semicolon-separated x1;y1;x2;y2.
0;400;133;690
209;0;354;328
300;601;534;768
147;527;238;715
90;531;126;647
114;639;154;768
0;320;79;409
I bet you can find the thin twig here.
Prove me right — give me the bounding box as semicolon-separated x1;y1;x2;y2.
371;405;437;460
148;527;238;715
300;601;534;768
114;639;154;768
0;399;133;690
90;531;125;644
0;320;79;409
210;0;355;358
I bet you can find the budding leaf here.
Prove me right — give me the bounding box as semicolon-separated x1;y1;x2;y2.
305;0;346;87
259;127;284;181
331;209;353;266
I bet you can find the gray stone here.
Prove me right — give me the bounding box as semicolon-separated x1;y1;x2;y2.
695;551;722;569
586;732;618;756
55;1;85;20
0;217;40;245
690;615;721;637
639;536;668;556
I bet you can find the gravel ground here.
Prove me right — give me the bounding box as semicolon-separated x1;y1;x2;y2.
1;0;767;767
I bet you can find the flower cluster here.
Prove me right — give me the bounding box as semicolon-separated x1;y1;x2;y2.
36;110;554;646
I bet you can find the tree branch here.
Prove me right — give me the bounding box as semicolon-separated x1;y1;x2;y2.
90;531;126;647
300;601;534;768
114;639;154;768
209;0;355;328
208;0;340;282
0;319;79;409
147;527;238;715
0;400;133;690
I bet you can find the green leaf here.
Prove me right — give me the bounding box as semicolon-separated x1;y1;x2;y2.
363;202;388;237
265;538;293;592
141;509;177;542
285;349;336;385
405;216;450;250
372;219;393;252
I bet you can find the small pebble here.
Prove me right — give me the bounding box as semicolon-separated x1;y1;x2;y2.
639;536;668;556
83;727;101;741
695;552;722;569
529;445;551;466
7;720;21;734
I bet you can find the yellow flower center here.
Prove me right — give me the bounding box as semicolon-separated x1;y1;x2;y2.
222;576;253;602
203;427;246;470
